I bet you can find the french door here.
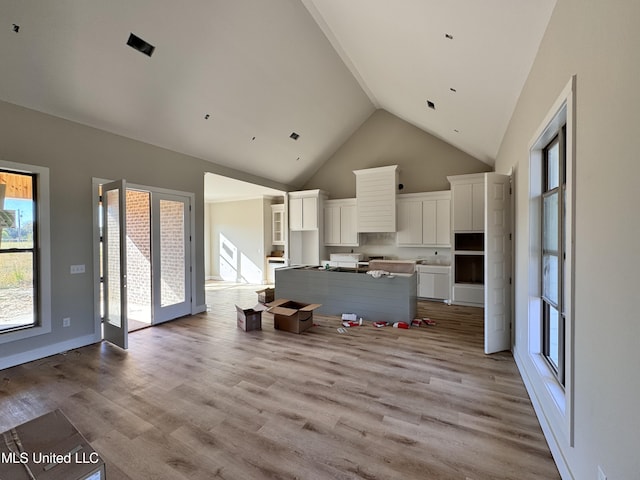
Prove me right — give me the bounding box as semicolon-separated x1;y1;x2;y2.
102;182;192;349
102;180;128;349
151;192;191;324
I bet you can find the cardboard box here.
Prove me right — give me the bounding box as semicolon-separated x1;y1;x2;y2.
256;287;275;304
0;409;106;480
236;304;265;331
267;299;322;334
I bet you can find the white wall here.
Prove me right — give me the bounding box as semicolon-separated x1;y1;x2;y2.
209;199;268;283
495;0;640;478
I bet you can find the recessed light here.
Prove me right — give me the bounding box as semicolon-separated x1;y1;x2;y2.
427;100;436;110
445;33;453;40
127;33;155;57
290;132;300;140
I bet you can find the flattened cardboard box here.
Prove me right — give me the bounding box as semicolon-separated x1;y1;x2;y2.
0;409;106;480
267;299;322;334
236;304;265;331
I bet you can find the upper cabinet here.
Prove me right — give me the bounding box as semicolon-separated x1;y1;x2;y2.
396;191;451;247
271;204;285;245
354;165;398;232
289;190;324;231
324;198;358;246
448;173;485;231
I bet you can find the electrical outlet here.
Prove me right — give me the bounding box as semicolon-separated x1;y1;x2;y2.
597;465;607;480
62;317;71;327
70;264;85;274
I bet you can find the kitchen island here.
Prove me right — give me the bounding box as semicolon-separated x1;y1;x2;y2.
274;266;417;323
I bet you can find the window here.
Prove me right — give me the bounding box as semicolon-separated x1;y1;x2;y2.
0;170;38;332
0;161;50;343
541;128;566;385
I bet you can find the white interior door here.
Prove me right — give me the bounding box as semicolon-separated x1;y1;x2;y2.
102;180;128;349
484;173;511;354
152;192;191;323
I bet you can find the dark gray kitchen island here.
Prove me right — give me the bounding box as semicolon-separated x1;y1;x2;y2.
274;266;417;323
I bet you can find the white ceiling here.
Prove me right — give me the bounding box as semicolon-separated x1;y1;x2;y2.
0;0;556;193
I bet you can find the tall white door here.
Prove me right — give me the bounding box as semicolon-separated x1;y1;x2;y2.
484;173;511;354
152;192;192;323
102;180;128;349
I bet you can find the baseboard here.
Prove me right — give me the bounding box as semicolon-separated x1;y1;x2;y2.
0;334;100;371
514;349;574;480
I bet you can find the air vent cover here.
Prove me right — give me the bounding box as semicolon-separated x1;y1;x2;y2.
127;33;155;57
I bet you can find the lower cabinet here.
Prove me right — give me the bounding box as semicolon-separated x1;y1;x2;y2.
417;265;450;301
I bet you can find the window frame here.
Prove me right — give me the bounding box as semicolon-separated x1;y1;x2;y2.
0;160;51;344
541;129;566;385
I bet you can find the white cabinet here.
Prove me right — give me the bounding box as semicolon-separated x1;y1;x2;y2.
396;191;451;247
324;199;359;246
271;204;285;245
288;190;327;265
417;265;450;300
353;165;398;232
289;194;318;231
448;173;485;231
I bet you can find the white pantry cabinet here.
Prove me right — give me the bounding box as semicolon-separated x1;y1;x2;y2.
396;191;451;247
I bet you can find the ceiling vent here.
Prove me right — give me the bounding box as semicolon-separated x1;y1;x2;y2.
127;33;155;57
289;132;300;140
427;100;436;110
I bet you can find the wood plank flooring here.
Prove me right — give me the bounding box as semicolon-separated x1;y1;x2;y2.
0;285;560;479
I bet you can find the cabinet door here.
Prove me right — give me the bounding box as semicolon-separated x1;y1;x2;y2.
340;204;358;245
324;205;340;245
436;198;451;246
433;273;450;300
397;200;422;245
272;207;284;244
289;197;303;231
452;183;472;231
422;200;437;245
472;182;485;231
418;273;435;298
302;196;318;230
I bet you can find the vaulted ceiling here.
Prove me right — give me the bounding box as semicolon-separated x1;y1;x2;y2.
0;0;556;189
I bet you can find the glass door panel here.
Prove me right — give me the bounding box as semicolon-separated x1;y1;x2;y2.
102;180;128;349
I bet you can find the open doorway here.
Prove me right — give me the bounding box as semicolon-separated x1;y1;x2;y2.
204;173;288;294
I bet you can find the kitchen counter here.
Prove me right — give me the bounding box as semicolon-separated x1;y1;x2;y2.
274;266;417;323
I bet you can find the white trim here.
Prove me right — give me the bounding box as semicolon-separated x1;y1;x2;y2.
0;160;51;345
514;349;574;480
0;334;98;371
521;75;576;470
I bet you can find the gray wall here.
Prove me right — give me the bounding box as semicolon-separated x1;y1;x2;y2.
0;99;290;367
494;0;640;478
303;109;491;198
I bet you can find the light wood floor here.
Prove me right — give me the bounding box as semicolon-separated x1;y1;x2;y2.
0;285;560;479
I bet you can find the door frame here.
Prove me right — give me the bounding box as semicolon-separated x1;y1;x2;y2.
92;178;197;345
